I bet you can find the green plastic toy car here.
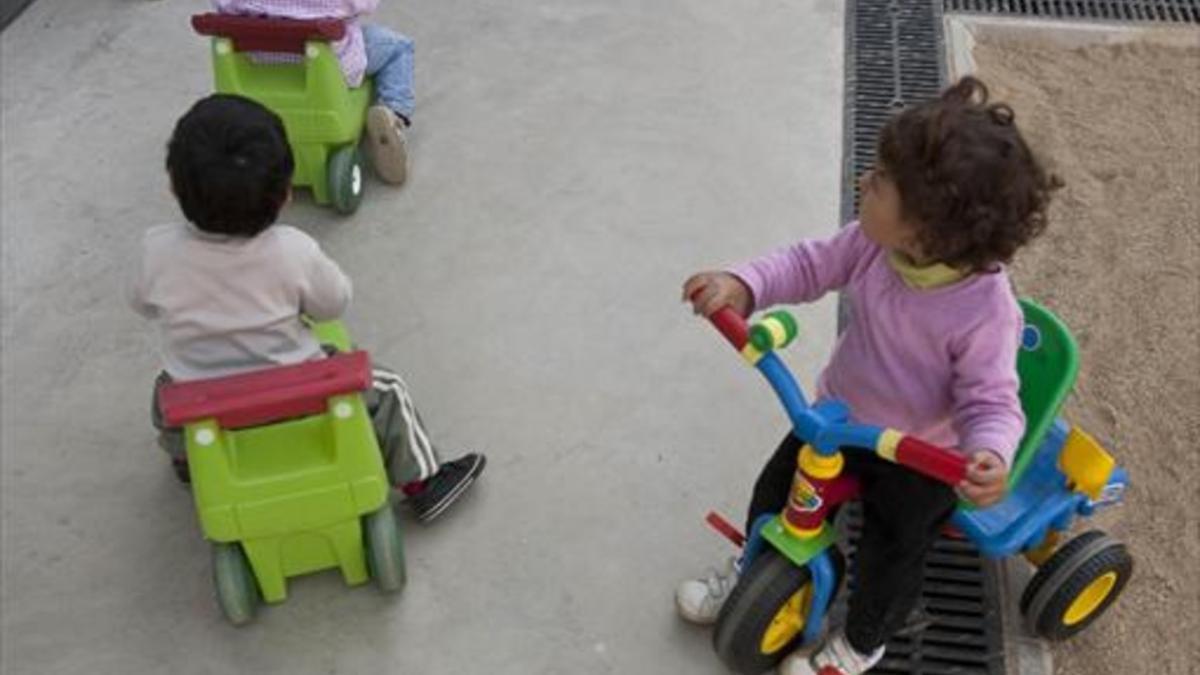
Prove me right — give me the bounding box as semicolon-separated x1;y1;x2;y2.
192;13;371;214
159;322;404;625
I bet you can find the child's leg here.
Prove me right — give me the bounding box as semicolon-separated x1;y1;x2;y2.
678;432;802;624
365;366;441;485
362;24;415;122
842;453;958;653
745;432;805;534
150;373;188;481
361;25;414;185
366;365;486;522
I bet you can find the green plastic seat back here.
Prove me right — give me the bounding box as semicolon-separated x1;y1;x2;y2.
209;39;368;145
187;323;386;543
206;38;371;201
1010;299;1079;486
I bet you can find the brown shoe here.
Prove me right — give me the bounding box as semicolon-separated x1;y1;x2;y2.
365;104;409;185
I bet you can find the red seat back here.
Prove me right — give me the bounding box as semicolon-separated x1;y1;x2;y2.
160;351;372;429
192;13;346;54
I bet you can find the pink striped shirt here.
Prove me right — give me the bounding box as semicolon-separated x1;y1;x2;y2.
212;0;379;86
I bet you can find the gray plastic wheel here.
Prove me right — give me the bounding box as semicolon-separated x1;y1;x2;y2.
212;542;259;626
364;504;406;593
328;144;365;215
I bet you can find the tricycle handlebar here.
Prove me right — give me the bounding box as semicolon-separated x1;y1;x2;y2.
701;305;969;486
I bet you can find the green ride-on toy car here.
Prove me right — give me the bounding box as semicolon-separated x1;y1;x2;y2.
159;322;404;625
696;300;1133;673
192;13;371;215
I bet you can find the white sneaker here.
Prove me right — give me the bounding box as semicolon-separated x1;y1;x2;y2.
780;631;884;675
675;556;739;625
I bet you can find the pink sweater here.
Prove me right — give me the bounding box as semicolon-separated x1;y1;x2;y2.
729;222;1026;466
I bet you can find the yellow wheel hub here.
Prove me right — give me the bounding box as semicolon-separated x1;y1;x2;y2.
760;584;812;655
1063;571;1118;626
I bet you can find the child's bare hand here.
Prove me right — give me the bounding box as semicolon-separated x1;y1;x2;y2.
959;451;1008;507
682;272;752;317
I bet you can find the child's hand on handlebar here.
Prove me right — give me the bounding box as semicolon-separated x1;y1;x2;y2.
683;272;753;317
959;450;1008;507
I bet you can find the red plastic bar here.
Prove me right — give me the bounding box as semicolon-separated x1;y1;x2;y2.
160;351;372;429
707;307;750;350
895;436;969;486
192;13;346;54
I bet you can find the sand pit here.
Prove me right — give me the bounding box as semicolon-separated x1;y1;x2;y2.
949;18;1200;675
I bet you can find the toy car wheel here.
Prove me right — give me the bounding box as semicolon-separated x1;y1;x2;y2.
364;504;406;593
328;145;365;215
1021;530;1132;640
212;542;259;626
712;547;844;674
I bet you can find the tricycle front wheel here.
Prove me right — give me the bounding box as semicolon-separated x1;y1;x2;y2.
713;548;843;674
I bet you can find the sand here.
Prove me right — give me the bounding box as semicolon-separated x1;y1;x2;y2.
968;27;1200;675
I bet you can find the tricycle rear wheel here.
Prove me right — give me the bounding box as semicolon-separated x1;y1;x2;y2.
1021;530;1132;640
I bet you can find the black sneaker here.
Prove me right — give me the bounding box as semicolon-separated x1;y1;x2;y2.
171;458;191;484
408;453;486;523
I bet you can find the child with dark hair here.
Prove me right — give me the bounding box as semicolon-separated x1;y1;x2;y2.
675;77;1060;674
130;94;484;522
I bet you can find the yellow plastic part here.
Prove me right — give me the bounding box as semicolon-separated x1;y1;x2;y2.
760;584;813;655
1058;427;1116;500
1024;530;1061;567
876;428;903;462
1063;571;1118;626
740;344;764;365
781;518;824;540
798;445;843;480
761;317;790;349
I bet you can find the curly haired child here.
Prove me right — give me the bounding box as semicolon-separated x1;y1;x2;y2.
676;77;1060;675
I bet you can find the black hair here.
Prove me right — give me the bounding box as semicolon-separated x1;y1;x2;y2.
166;94;294;236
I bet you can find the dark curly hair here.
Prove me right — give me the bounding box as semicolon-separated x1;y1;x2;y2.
167;94;294;237
877;77;1061;272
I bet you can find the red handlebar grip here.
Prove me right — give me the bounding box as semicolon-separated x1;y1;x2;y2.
708;307;750;350
895;437;969;486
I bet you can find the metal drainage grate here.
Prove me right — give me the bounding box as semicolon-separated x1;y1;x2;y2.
838;506;1006;675
840;0;947;225
944;0;1200;23
837;13;1005;672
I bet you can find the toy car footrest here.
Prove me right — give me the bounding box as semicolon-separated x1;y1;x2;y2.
192;13;347;54
160;351;372;429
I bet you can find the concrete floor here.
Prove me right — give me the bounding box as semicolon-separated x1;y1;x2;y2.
0;1;843;673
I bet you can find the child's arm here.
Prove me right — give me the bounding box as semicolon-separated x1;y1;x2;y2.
299;242;353;322
127;238;157;319
951;305;1025;504
725;222;874;313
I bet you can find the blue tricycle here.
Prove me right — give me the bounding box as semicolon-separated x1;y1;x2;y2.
699;300;1132;674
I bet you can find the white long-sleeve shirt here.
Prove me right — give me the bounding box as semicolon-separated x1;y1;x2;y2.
129;223;352;381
